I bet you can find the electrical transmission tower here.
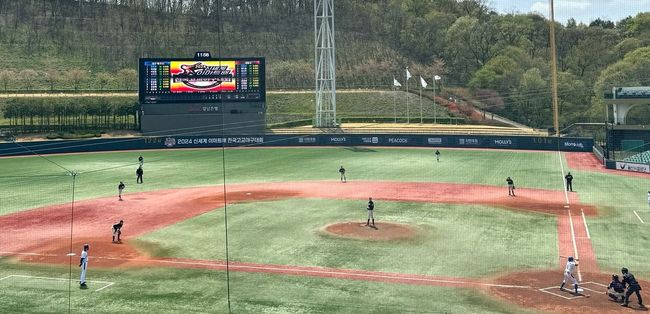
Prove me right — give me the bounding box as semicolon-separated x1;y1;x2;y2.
314;0;336;128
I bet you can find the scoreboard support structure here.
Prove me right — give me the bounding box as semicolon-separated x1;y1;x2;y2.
139;56;265;136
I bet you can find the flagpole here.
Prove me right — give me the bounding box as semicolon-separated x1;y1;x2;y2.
393;80;397;123
406;67;409;124
419;80;423;124
433;76;437;124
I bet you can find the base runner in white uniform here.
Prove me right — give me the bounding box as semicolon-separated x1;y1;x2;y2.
559;256;579;294
79;244;89;288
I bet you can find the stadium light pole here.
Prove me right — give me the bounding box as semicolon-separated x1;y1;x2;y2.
549;0;560;137
314;0;337;128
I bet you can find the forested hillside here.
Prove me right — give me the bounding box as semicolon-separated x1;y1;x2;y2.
0;0;649;128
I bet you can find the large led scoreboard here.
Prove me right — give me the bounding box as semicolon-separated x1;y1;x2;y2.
139;58;265;104
139;55;266;135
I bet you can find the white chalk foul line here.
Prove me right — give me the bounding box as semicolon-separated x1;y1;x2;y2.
633;211;645;224
0;252;530;289
557;151;570;207
567;210;582;282
2;275;114;292
581;209;591;239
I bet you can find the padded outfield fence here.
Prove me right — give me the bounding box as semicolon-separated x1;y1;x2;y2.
0;134;593;157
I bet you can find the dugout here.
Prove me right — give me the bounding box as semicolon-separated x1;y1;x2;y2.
604;87;650;163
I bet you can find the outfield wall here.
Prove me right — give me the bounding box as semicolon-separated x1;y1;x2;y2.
0;135;593;157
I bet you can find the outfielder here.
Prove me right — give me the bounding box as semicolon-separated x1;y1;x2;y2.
136;166;143;184
647;191;650;213
365;197;375;227
435;149;440;162
79;244;89;288
339;166;346;183
112;220;124;243
138;155;144;167
559;256;579;295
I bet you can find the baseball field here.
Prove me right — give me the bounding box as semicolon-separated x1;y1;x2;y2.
1;146;649;313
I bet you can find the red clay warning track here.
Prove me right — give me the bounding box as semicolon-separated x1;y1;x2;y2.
0;180;621;313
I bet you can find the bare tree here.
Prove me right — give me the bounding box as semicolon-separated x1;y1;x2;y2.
0;70;16;91
96;72;113;90
117;68;137;90
19;69;38;90
67;69;89;92
44;69;59;91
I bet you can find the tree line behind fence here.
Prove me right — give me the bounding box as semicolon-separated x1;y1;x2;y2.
1;97;139;133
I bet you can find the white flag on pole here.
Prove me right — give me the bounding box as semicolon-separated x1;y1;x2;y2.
393;78;402;87
406;68;412;80
420;77;428;88
434;75;441;80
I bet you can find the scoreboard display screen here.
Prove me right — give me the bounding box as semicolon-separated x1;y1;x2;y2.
139;57;265;104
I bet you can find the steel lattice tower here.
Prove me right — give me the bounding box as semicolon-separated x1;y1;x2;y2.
314;0;336;128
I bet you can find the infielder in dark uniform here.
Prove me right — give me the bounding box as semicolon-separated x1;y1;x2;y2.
136;166;143;184
506;177;515;196
339;166;346;183
565;172;574;192
118;181;125;201
365;197;375;227
621;267;644;308
112;220;124;243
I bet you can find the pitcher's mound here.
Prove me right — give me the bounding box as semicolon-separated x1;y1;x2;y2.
324;221;417;241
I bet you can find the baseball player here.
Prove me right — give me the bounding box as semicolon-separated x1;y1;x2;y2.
365;197;375;227
621;267;644;308
606;274;625;302
435;149;440;162
506;177;515;196
136;166;143;184
79;244;89;288
647;191;650;213
118;181;125;201
565;172;574;192
112;220;124;243
138;155;144;167
339;166;346;183
559;256;579;295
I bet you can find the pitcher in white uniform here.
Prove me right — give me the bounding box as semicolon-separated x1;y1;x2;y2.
79;244;89;289
559;256;579;294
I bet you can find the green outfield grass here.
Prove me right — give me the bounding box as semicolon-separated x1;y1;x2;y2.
0;262;530;314
0;147;564;215
136;199;558;278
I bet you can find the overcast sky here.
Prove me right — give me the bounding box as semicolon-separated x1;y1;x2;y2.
489;0;650;24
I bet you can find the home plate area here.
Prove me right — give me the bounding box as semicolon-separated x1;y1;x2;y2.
539;281;607;300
